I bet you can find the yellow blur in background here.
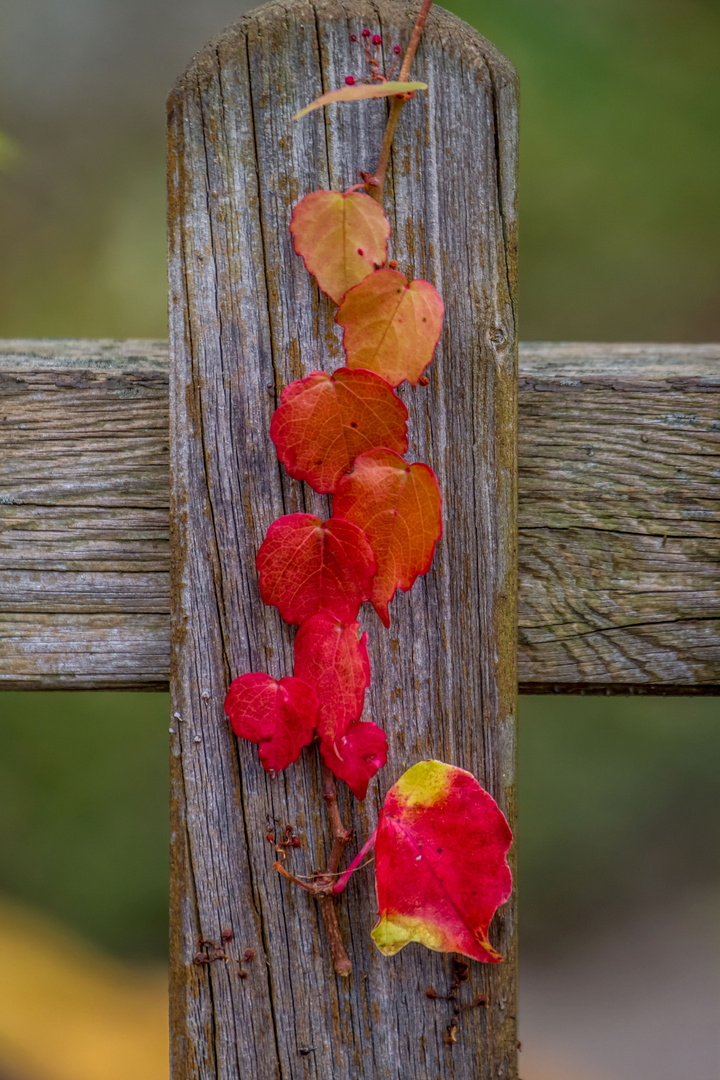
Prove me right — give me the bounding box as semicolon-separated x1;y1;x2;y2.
0;894;621;1080
0;898;167;1080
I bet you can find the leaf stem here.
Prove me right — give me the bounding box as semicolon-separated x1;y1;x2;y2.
366;0;435;204
332;828;377;894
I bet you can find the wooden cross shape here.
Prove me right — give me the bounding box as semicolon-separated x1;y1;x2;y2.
0;1;717;1077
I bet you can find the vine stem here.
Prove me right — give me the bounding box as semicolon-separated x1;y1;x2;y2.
366;0;435;204
316;762;353;976
316;894;352;977
321;761;353;874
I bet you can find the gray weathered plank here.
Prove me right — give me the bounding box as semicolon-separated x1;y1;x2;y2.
519;343;720;692
0;613;170;690
1;342;718;693
167;1;518;1078
0;350;170;689
0;337;169;371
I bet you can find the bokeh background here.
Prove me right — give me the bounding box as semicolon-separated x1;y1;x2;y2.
1;1;718;1078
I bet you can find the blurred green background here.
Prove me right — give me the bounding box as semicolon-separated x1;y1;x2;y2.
0;0;718;975
0;693;718;964
2;0;719;342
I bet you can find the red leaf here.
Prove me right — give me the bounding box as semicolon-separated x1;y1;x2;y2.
293;81;427;120
256;513;376;625
270;367;408;494
336;269;444;387
320;720;388;800
224;674;318;775
333;449;442;627
293;612;371;745
372;760;513;962
289;191;390;304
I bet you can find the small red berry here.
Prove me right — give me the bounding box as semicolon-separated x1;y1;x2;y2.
372;33;382;45
345;75;355;86
393;45;402;55
361;28;371;37
349;33;358;42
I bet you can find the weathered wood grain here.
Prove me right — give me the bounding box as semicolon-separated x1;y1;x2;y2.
1;342;718;693
518;343;720;692
167;2;518;1078
0;345;170;689
0;612;170;689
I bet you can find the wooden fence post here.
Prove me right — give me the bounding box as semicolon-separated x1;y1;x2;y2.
167;1;518;1076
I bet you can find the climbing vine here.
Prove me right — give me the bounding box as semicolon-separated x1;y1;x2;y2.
223;0;512;987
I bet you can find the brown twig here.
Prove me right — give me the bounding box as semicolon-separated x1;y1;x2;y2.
314;762;353;976
366;0;435;204
316;893;353;976
273;860;314;892
273;760;354;976
321;761;352;874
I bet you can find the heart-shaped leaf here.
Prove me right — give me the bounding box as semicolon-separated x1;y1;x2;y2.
224;673;318;775
256;513;376;625
333;448;442;627
289;191;390;304
294;81;427;121
270;367;408;494
336;269;444;387
371;760;513;962
320;720;388;800
293;612;371;746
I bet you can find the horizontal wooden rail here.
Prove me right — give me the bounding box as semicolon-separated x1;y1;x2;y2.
1;339;717;693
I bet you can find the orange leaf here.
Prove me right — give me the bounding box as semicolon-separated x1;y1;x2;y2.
372;760;513;963
270;367;408;494
256;514;376;625
294;81;427;120
336;269;444;387
289;191;390;304
333;448;442;627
